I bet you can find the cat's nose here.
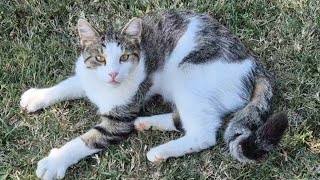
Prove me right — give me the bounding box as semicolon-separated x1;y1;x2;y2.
108;72;118;79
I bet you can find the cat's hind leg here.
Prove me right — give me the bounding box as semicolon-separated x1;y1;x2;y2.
146;95;221;162
134;112;182;132
20;76;85;112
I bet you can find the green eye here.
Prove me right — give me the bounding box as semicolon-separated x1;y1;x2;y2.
120;54;129;62
95;55;105;63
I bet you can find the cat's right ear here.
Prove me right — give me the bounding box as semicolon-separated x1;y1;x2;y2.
78;19;99;46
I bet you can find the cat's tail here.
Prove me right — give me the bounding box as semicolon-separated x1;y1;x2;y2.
224;65;288;163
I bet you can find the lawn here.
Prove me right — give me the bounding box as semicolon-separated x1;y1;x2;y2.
1;0;319;179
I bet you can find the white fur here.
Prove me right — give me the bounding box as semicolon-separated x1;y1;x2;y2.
20;76;84;112
134;113;178;131
36;138;99;180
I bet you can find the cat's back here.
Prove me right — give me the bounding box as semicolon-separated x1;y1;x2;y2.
144;10;255;105
141;9;253;74
141;9;193;73
142;9;194;31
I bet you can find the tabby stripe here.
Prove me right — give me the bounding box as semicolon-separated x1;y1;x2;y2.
92;126;133;149
93;126;131;137
103;114;137;122
173;117;184;132
84;56;92;62
106;137;123;145
92;142;108;149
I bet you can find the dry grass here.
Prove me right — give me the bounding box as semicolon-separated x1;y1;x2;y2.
1;0;319;179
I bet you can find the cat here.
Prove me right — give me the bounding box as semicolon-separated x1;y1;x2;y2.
20;9;288;180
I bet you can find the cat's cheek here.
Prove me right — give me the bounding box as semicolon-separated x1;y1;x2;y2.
95;67;112;83
119;62;135;81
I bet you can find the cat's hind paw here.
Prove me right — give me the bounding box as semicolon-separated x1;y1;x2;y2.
146;147;167;163
36;148;68;180
134;117;152;131
20;88;52;112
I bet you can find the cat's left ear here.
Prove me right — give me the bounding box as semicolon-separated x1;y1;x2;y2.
78;19;100;46
121;18;142;42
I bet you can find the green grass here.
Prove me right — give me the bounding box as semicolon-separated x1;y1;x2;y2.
1;0;320;179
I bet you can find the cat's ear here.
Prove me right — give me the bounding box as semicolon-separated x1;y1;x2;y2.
121;18;142;42
78;19;99;46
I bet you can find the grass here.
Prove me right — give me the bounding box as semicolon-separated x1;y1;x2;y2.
1;0;320;179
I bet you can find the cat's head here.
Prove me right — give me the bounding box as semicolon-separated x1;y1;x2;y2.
78;18;142;86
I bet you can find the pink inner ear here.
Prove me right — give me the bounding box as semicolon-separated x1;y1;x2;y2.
79;28;96;39
78;19;98;40
125;25;140;36
122;18;142;37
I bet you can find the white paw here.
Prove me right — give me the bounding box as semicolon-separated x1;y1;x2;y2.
36;148;68;180
20;88;52;112
146;147;167;163
134;117;152;131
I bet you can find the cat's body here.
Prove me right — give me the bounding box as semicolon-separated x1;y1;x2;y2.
20;10;288;180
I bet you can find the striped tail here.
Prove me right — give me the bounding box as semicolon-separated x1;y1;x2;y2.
224;64;288;163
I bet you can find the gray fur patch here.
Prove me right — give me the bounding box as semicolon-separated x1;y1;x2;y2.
141;10;190;74
172;106;183;132
179;14;253;66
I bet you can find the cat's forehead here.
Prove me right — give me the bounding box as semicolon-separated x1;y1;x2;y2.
101;30;121;43
101;30;140;52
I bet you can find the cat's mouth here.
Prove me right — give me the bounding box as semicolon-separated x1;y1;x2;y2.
109;80;120;85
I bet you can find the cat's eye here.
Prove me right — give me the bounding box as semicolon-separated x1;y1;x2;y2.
95;55;105;63
120;54;129;62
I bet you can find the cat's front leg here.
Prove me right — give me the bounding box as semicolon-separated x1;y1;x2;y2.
36;138;99;180
36;117;134;180
20;76;85;112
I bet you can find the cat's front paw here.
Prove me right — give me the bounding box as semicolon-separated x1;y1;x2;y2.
20;88;52;112
146;147;167;163
36;148;68;180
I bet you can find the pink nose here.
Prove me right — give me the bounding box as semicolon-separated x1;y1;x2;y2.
108;72;118;80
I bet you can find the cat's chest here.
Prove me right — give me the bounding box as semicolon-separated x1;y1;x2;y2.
86;88;128;113
81;80;137;114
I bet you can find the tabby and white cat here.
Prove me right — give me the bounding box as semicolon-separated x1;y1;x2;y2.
20;10;288;180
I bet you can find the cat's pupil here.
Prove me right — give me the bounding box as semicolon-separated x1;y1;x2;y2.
120;54;129;62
